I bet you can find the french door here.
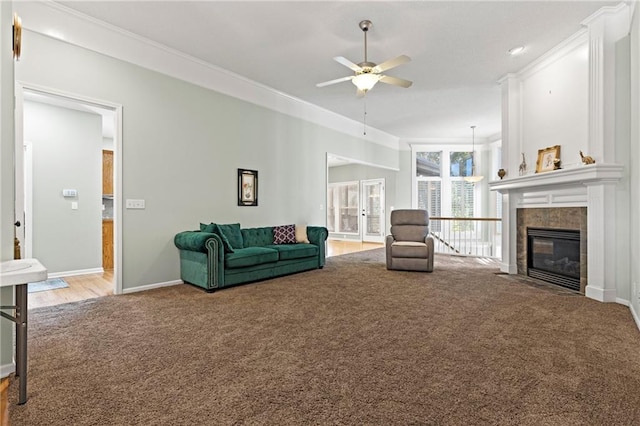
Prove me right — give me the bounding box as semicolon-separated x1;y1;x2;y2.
361;179;385;243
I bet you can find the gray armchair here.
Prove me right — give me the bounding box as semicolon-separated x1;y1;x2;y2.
385;209;434;272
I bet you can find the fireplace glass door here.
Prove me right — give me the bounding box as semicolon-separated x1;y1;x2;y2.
527;228;580;291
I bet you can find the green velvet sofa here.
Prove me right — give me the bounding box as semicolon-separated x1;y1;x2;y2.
174;224;328;292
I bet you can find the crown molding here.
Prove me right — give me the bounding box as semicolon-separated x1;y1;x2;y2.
581;2;629;27
508;29;589;82
15;0;400;151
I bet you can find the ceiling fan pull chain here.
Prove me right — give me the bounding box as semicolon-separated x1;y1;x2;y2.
363;99;367;136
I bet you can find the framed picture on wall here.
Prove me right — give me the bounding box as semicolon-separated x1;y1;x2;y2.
536;145;561;173
238;169;258;206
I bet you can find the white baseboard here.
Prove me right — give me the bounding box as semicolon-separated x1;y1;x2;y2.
616;297;630;306
122;279;183;294
0;362;15;379
630;303;640;332
48;267;104;279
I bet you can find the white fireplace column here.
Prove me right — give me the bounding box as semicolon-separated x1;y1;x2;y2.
585;182;619;302
582;4;631;163
581;4;630;302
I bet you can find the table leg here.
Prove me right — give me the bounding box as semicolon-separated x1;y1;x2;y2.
14;284;27;405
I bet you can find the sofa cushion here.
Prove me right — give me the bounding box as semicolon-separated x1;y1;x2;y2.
225;247;278;269
273;224;296;244
295;224;310;243
266;243;318;261
217;223;244;249
241;227;274;247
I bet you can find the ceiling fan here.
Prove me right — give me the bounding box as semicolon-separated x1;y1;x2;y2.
317;20;413;97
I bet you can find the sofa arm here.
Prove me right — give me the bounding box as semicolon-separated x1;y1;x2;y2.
385;235;394;269
175;231;225;290
174;231;220;253
307;226;329;267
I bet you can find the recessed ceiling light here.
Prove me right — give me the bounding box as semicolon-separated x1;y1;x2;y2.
508;46;525;56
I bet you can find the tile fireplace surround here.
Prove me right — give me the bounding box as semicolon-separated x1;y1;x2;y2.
489;163;624;303
516;207;587;293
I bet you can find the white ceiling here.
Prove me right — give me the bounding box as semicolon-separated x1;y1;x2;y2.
56;0;620;140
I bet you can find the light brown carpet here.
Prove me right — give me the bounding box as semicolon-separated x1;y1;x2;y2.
8;249;640;425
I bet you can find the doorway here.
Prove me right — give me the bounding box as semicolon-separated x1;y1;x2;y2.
326;153;391;248
15;82;123;300
361;178;385;243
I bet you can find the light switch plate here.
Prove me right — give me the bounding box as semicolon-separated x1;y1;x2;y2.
125;199;145;209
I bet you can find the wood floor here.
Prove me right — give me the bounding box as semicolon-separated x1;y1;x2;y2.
326;239;383;257
27;240;381;310
28;270;113;310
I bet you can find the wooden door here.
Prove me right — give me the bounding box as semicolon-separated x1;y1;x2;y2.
102;220;114;270
102;150;113;194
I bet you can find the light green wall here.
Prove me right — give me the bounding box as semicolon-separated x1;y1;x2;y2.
24;101;103;274
630;6;640;319
0;0;15;377
14;30;399;291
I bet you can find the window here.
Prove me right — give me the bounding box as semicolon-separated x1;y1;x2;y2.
449;151;472;177
414;147;478;220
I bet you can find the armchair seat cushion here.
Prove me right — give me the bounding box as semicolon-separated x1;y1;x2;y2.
225;247;278;269
391;241;430;258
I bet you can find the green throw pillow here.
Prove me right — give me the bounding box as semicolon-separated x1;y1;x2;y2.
200;222;234;253
216;223;244;249
200;222;216;233
213;224;235;253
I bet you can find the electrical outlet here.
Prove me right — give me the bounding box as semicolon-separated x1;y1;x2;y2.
125;199;145;209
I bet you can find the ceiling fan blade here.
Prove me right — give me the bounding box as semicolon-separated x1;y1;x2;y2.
316;75;354;88
372;55;411;73
379;75;413;88
334;56;362;72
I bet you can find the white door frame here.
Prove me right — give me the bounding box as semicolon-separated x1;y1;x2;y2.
15;81;124;295
361;178;385;243
23;141;33;258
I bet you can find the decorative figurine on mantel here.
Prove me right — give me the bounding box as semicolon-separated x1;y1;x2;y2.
497;168;506;180
580;151;595;164
519;153;527;176
553;158;562;170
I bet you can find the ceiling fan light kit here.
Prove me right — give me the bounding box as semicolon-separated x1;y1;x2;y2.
317;20;412;96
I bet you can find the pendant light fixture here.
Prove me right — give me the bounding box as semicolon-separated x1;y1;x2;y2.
463;125;484;183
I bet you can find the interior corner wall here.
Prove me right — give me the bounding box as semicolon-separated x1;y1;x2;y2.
14;30;399;291
629;6;640;319
0;0;16;378
520;42;589;168
614;35;631;302
396;149;413;210
24;100;103;274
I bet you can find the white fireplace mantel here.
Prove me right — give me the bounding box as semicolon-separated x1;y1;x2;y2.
488;163;624;193
490;162;625;303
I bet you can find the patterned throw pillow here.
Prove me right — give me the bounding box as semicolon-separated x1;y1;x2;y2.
273;224;296;245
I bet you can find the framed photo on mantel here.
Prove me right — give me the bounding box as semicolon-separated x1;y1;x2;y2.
536;145;561;173
238;169;258;206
